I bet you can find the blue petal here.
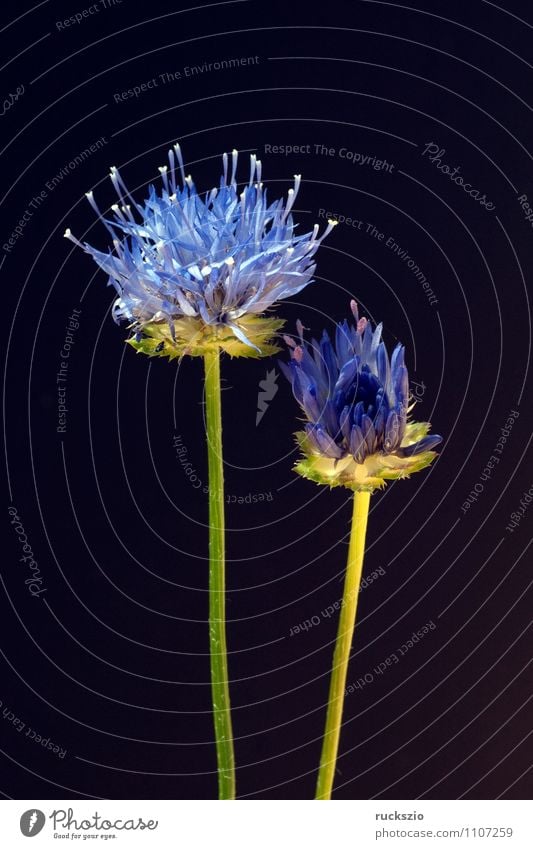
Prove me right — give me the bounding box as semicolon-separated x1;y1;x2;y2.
349;424;366;462
384;411;401;452
398;434;442;456
320;331;338;388
309;425;343;458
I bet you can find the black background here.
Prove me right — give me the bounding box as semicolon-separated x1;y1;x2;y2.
1;0;532;800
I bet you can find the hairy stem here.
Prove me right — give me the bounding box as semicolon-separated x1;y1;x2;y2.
315;490;371;800
204;350;235;800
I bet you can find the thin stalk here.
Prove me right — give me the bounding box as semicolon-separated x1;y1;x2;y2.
315;489;371;800
203;349;235;800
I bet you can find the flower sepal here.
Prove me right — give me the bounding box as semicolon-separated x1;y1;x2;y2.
127;314;284;360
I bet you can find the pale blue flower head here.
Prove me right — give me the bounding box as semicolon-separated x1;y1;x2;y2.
65;146;336;357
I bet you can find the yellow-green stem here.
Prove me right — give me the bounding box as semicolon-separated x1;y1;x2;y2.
315;489;371;800
204;350;235;800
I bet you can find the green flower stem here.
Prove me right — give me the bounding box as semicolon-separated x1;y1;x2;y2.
315;489;371;800
203;349;236;800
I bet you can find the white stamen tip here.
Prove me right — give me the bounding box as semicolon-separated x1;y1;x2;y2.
64;228;71;238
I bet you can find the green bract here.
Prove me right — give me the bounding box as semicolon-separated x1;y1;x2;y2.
127;314;284;360
294;421;439;492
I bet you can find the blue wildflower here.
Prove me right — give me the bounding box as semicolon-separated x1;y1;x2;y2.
281;301;442;491
65;146;336;358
